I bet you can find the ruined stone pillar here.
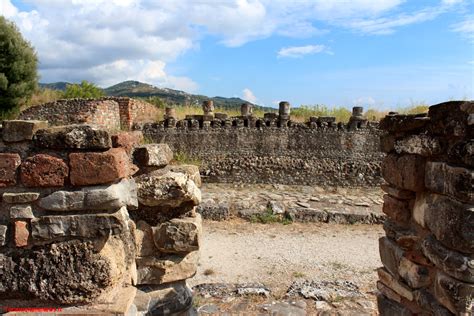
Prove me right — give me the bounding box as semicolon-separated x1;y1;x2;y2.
202;100;214;115
164;107;177;120
377;101;473;315
241;103;253;117
348;106;367;130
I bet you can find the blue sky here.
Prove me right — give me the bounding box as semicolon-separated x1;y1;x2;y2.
2;0;473;109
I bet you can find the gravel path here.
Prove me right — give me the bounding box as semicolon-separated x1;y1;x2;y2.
189;219;384;296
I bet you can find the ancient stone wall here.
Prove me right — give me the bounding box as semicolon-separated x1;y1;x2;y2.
0;120;201;314
137;120;383;187
19;97;159;131
377;101;473;315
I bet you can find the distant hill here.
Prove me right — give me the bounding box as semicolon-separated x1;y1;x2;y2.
39;80;275;111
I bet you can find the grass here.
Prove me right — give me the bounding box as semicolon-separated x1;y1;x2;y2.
292;271;306;278
250;207;293;225
172;151;202;167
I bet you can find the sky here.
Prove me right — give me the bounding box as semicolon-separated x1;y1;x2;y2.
1;0;473;109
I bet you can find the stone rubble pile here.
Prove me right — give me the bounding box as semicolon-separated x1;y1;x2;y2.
0;120;202;315
377;101;473;315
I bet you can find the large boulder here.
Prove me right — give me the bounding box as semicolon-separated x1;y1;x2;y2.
33;125;111;149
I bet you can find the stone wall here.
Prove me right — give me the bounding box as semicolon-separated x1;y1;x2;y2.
0;120;201;314
19;97;159;131
137;119;383;187
376;101;473;315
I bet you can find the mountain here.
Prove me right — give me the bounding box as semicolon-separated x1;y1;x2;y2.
39;80;274;111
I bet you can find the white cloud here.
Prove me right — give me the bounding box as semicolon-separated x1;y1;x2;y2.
452;16;474;40
278;45;329;58
354;96;376;106
242;88;258;103
442;0;464;5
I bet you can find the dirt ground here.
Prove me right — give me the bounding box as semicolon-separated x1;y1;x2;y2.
188;219;384;314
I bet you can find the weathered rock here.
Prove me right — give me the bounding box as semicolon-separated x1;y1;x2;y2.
2;192;39;204
111;131;143;154
136;251;199;284
380;134;396;153
168;164;201;187
398;256;432;289
394;134;441;156
286;279;362;301
30;207;129;241
69;148;136;186
381;184;415;200
0;153;21;187
136;171;201;208
377;281;402;303
382;154;425;192
196;199;230;221
377;268;414;301
0;225;7;246
383;220;419;250
153;214;201;254
433;271;474;314
133;144;173;168
2;120;48;142
379;113;429;133
268;200;285;215
33;124;111;149
425;161;473;203
9;205;34;219
422;235;474;283
414;290;452;316
135;281;193;315
413;193;474;253
134;220;158;257
428;100;473;137
20;154;69;187
377;294;412;316
14;220;29;247
39;178;138;211
379;237;404;277
382;194;412;224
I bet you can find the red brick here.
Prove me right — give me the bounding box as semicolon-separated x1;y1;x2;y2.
382;194;413;224
382;154;425;192
69;148;137;186
0;153;21;187
14;221;29;247
20;154;69;187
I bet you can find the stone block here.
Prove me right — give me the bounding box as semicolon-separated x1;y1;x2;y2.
136;171;201;208
379;237;404;277
133;144;173;168
2;192;39;204
428;100;473;137
39;178;138;211
69;148;136;186
14;220;29;247
111;131;144;154
377;268;414;301
0;224;7;246
0;153;21;187
20;154;69;187
413;192;474;253
136;251;199;284
422;235;474;283
30;207;129;241
377;281;402;303
168;164;201;187
134;220;158;257
377;294;412;316
425;162;473;203
448;139;473;167
380;134;396;153
394;134;441;156
382;154;425;192
433;271;474;314
33;124;111;149
379;113;429;133
153;214;201;254
9;205;34;219
382;194;412;224
382;220;419;250
381;184;415;200
2;120;48;142
134;281;193;315
414;290;453;316
398;257;432;289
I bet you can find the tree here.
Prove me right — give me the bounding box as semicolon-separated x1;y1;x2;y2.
63;80;105;99
0;17;38;115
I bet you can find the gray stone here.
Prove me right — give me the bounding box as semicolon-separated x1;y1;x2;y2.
9;205;34;219
136;251;199;284
0;225;7;246
197;199;230;221
260;301;306;316
398;256;432;289
377;294;412;316
136;171;201;208
33;124;112;149
168;164;201;187
268;200;285;214
153;214;201;254
422;235;474;283
39;178;138;211
425;162;473;203
379;237;404;277
133;144;173;168
137;281;193;315
31;207;129;241
2;192;40;204
394;134;441;156
413;192;474;253
433;271;474;314
380;184;415;200
296;201;310;208
135;220;158;257
2;120;48;142
236;284;270;297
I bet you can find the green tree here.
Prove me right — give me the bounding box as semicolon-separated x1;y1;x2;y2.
63;80;104;99
0;17;38;116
